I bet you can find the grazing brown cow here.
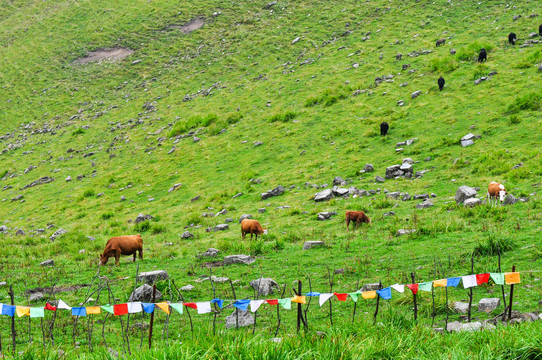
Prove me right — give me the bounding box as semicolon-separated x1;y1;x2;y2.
100;235;143;266
487;182;507;205
345;211;371;231
241;219;267;240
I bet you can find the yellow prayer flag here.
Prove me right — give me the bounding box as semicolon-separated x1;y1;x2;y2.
505;272;521;285
433;279;447;287
155;302;170;315
291;296;306;304
16;306;30;317
86;307;101;315
362;291;376;300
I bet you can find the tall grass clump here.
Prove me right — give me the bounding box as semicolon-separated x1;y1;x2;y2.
168;113;219;136
506;92;542;113
268;111;297;123
472;234;515;256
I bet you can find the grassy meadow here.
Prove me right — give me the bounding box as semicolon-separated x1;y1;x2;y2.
0;0;541;358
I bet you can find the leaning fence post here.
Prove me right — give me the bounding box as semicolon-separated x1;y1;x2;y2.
468;254;474;322
497;244;508;321
9;285;16;355
411;273;417;321
373;281;382;325
148;284;156;349
508;265;516;321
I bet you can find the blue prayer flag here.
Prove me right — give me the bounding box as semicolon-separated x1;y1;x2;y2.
211;298;224;309
72;307;86;317
306;292;321;297
142;303;155;314
2;305;16;317
447;277;461;287
233;300;251;311
376;287;392;300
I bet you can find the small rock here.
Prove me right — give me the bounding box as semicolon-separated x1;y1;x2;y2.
455;186;477;204
181;285;194;291
303;241;325;250
168;183;182;193
213;224;229;231
314;189;333;202
361;283;381;292
129;284;163;302
317;211;337;221
65;176;72;182
411;90;421;99
239;214;253;223
416;200;434;209
249;278;279;296
197;248;220;258
40;259;54;267
478;298;500;313
181;231;194;239
463;198;481;207
292;37;301;44
375;176;385;183
396;229;416;237
503;194;518;205
223;255;255;265
363;164;374;172
136;270;169;284
453;301;471;313
49;228;67;241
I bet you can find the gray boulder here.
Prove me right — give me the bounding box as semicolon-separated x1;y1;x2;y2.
249;278;279;296
333;177;347;186
136;270;169;284
455;186;477;204
40;259;54;267
363;164;374;172
386;191;401;199
303;241;325;250
332;186;349;197
317;211;337;221
225;310;254;329
197;248;220;258
464;198;481;207
239;214;252;223
411;90;421;99
314;189;333;202
478;298;500;313
181;284;194;291
453;301;471;313
135;213;153;223
375;176;385;183
213;224;229;231
129;284;163;302
224;255;255;265
396;229;416;237
181;231;194;239
503;194;518;205
416;200;434;209
261;185;285;200
461;139;474;147
50;228;67;241
361;283;381;292
168;183;182;193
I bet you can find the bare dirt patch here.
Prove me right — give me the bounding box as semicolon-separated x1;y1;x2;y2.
25;284;90;295
200;260;223;268
75;47;134;64
168;19;205;34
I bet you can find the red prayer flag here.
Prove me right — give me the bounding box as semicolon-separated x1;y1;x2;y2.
476;273;490;285
44;303;57;311
113;304;128;316
183;303;197;310
334;293;348;301
406;284;419;294
265;299;278;305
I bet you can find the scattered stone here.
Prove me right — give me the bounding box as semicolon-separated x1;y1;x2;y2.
317;211;337;221
383;211;396;216
455;186;477;204
250;278;279;296
29;292;44;302
332;186;349;197
181;231;194;239
135;213;153;223
21;176;54;190
478;298;500;313
136;270;169;284
402;193;411;201
239;214;252;223
464;198;482;207
314;189;333;202
453;301;471;313
213;224;229;231
225;310;254;329
224;255;255;265
197;248;220;258
40;259;54;267
232;192;243;198
65;176;72;182
49;228;67;241
375;176;385;183
460;322;483;332
193;136;201;143
292;37;301;44
129;284;163;302
503;194;518;205
168;183;182;193
396;53;402;60
303;241;325;250
363;164;374;172
446;321;461;332
416;200;434;209
361;283;381;292
396;229;416;237
333;177;347;186
261;185;285;200
450;48;456;55
411;90;421;99
181;285;194;291
258;208;266;213
253;141;263;146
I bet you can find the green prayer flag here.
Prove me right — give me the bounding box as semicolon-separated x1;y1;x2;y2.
170;303;183;314
418;281;433;292
101;304;114;314
30;307;44;318
348;291;362;303
490;273;505;285
278;298;291;310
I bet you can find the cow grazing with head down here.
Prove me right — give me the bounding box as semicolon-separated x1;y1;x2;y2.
241;219;267;240
436;38;446;47
380;122;389;136
508;33;517;45
100;235;143;266
345;211;371;231
438;76;445;91
487;182;507;205
478;48;487;62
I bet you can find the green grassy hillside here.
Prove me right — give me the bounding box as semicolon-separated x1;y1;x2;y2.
0;0;541;358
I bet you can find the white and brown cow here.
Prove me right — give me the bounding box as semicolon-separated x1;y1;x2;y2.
487;182;507;205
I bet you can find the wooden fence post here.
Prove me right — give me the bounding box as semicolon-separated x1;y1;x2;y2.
148;284;156;349
508;265;516;321
411;273;417;321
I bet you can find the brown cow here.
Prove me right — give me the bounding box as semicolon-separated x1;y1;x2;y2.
241;219;267;240
487;182;507;205
100;235;143;266
345;211;371;231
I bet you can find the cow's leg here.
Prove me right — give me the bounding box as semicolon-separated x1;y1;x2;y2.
139;248;143;260
242;230;245;240
250;233;254;241
346;218;350;231
133;253;136;262
255;233;258;241
115;249;121;266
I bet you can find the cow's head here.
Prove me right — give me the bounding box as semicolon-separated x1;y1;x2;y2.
99;254;109;265
263;228;268;235
499;190;507;202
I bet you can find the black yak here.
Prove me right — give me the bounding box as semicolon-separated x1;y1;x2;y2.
380;122;389;136
478;48;487;62
438;76;445;91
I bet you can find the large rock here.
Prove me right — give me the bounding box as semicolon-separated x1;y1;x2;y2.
464;198;481;207
21;176;54;190
453;301;471;313
224;255;255;265
261;186;285;200
181;231;194;239
225;310;254;329
135;213;153;223
416;200;434;209
303;241;325;250
503;194;518;205
197;248;220;258
333;177;347;186
361;283;381;292
455;186;477;204
249;278;279;296
478;298;500;313
239;214;252;223
314;189;333;202
50;228;67;241
332;186;349;197
411;90;421;99
136;270;169;284
317;211;337;221
129;284;163;302
363;164;374;172
213;224;229;231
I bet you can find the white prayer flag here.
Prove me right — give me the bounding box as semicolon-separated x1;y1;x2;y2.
128;302;142;313
391;284;405;293
250;300;266;313
462;275;477;289
319;293;334;307
0;304;3;313
196;302;212;314
57;299;71;310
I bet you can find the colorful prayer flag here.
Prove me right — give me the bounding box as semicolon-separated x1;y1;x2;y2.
292;295;306;304
233;300;251;311
1;305;15;317
57;300;71;310
278;298;291;310
265;299;278;306
447;277;461;287
142;303;155;314
306;292;321;297
433;279;447;287
418;282;433;292
505;272;520;285
334;293;348;301
391;284;405;293
101;305;114;314
16;306;30;317
72;307;86;317
86;307;101;315
319;293;334;306
476;273;490;285
490;273;505;285
113;304;128;316
406;284;419;295
44;303;57;311
348;291;362;302
211;298;224;308
155;302;170;315
183;303;197;310
170;303;183;315
250;300;266;312
30;307;44;318
196;302;212;314
462;275;477;289
127;302;142;314
362;291;376;300
377;287;392;300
